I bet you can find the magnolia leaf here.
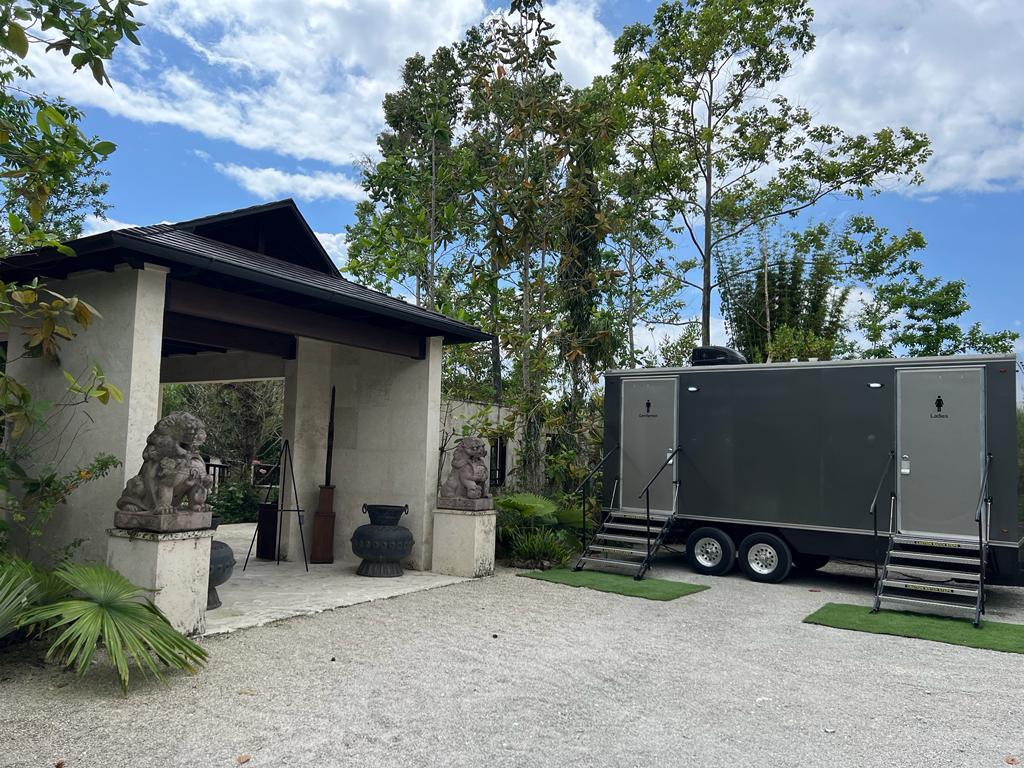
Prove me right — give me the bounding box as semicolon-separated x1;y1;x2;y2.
5;23;29;59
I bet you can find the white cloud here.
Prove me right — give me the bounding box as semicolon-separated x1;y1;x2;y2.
784;1;1024;193
315;230;348;265
545;0;615;88
215;163;364;202
81;214;137;235
24;1;1024;197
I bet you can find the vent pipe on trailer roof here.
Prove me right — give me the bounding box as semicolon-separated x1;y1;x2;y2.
690;346;748;367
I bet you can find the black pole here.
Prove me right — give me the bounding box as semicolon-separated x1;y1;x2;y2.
324;386;336;487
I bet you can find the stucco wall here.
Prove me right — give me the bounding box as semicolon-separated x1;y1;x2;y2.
5;265;166;563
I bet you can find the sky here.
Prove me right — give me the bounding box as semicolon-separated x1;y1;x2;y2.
22;0;1024;361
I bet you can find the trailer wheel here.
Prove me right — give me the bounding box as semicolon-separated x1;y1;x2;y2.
793;553;830;571
686;527;736;576
738;532;792;583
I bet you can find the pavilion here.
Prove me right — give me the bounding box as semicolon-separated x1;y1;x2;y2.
2;199;491;631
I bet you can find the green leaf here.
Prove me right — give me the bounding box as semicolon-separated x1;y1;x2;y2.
93;141;116;156
19;563;208;692
5;23;29;59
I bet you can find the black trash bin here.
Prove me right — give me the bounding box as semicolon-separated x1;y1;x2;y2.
256;501;278;560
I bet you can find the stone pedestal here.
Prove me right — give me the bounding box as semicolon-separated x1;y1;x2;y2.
431;503;496;578
106;528;213;636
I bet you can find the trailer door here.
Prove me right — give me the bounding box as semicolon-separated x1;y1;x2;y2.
620;377;678;513
896;366;985;539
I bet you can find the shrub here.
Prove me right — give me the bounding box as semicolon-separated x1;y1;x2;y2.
209;481;260;524
494;492;585;564
17;561;207;693
508;529;575;569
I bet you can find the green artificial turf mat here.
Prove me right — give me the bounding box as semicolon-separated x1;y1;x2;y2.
804;602;1024;654
519;568;708;601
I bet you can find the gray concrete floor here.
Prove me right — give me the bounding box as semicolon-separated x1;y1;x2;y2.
2;553;1023;767
206;524;465;635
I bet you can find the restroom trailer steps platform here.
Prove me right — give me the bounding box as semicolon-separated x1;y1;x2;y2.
574;508;676;580
874;535;987;625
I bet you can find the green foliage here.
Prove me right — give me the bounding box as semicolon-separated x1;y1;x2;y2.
494;491;586;567
19;562;207;693
508;528;574;569
209;481;260;524
0;452;120;561
611;0;930;344
0;1;142;560
718;217;1017;361
162;381;283;482
0;557;39;640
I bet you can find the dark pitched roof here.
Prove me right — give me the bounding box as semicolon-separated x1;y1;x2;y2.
3;201;489;345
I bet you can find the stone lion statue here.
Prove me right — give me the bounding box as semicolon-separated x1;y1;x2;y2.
116;412;213;514
441;436;489;500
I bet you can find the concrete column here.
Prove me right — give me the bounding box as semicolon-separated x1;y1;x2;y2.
331;337;443;570
6;265;167;563
280;337;332;562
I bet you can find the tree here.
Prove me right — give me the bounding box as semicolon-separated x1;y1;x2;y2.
162;382;284;483
718;225;850;362
0;0;143;556
718;217;1017;361
612;0;931;345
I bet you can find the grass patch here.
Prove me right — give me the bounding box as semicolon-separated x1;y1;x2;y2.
804;602;1024;655
519;568;708;601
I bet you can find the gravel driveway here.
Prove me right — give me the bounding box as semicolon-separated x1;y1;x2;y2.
2;556;1023;767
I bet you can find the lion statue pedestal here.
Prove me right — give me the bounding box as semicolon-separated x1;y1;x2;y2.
434;437;495;578
114;411;214;532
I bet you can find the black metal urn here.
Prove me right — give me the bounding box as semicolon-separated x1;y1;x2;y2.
208;516;236;609
351;504;414;577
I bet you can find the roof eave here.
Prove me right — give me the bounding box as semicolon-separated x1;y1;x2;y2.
110;232;491;344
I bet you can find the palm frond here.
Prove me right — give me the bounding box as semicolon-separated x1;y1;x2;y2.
0;559;40;641
19;563;208;692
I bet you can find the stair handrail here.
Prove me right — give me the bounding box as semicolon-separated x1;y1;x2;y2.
573;445;620;549
869;450;896;588
974;453;993;624
638;446;684;571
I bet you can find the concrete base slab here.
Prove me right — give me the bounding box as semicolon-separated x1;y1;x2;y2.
205;524;466;635
106;527;213;636
113;508;212;532
431;507;496;578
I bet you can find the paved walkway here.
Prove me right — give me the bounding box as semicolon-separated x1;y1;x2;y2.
205;524;464;635
2;556;1022;767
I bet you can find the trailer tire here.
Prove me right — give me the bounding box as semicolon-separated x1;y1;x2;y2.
686;527;736;576
738;532;792;583
793;553;830;571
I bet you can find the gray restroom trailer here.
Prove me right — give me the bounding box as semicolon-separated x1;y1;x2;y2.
586;351;1022;621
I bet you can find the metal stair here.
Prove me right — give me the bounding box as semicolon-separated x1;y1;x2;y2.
870;453;992;627
873;535;986;625
574;508;675;578
574;446;681;580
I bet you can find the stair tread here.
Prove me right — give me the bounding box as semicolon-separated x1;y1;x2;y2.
892;534;980;550
579;556;642;568
889;550;981;565
602;521;668;532
605;510;672;522
595;533;655;544
885;565;980;581
881;578;978;597
878;594;977;612
587;545;646;558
